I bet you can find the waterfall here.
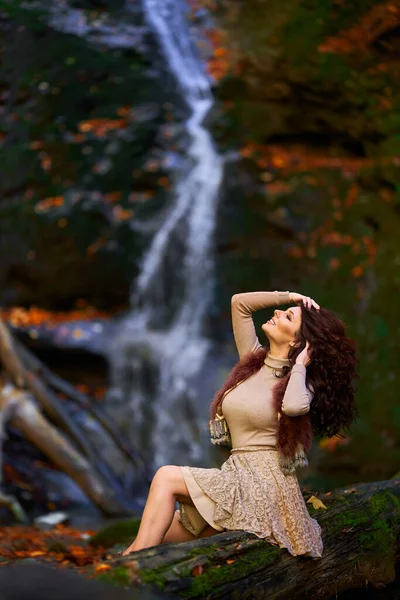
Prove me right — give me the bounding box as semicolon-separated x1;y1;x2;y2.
107;0;223;469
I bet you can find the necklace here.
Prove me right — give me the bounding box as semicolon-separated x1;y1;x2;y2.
264;362;287;378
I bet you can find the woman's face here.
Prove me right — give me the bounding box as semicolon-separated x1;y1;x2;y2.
261;306;302;346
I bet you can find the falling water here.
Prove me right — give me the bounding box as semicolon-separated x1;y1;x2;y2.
107;0;223;468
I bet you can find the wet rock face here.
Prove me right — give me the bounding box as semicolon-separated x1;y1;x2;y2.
0;0;187;310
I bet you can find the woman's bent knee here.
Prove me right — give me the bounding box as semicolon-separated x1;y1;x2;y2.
152;466;192;502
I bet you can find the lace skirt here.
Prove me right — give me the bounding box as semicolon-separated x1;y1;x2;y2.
177;446;323;558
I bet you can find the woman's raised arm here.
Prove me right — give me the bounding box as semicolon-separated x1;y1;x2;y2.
281;365;314;416
231;291;291;359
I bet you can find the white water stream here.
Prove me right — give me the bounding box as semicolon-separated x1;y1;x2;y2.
107;0;223;468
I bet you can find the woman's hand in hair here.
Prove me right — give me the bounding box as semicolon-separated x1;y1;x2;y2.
289;293;320;310
295;341;312;367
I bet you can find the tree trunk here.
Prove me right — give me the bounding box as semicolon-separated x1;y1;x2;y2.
100;477;400;599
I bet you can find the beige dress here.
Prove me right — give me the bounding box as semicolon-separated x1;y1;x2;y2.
176;291;323;557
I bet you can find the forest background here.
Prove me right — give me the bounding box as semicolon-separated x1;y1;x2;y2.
1;0;400;518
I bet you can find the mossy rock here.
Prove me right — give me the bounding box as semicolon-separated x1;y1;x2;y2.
89;517;141;548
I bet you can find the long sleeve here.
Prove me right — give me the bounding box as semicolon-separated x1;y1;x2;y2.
231;291;291;359
281;364;313;416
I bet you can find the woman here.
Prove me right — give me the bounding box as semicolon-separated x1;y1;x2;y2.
122;290;358;557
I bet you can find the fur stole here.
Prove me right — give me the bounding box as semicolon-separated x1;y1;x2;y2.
210;347;312;474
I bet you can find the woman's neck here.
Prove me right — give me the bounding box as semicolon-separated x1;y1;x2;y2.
268;342;290;360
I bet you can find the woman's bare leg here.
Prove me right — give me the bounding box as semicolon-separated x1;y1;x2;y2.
161;511;196;544
161;512;222;545
122;465;195;555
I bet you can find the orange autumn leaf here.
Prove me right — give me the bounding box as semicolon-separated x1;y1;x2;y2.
116;105;131;117
352;265;364;278
113;206;134;221
225;559;236;564
24;189;35;200
191;564;204;576
35;196;64;213
78;118;128;137
287;246;304;259
319;435;350;452
239;145;254;158
329;257;340;270
87;237;106;255
104;191;122;203
214;47;227;57
69;546;86;556
93;385;106;400
158;176;169;187
321;232;353;247
76;384;90;394
95;563;112;573
30;140;44;150
144;159;160;172
271;155;287;168
40;154;52;172
266;182;292;195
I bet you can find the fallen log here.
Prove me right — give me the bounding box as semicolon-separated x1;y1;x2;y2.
2;321;123;476
25;370;98;463
92;477;400;599
0;384;133;516
0;315;150;517
0;320;25;387
13;335;150;479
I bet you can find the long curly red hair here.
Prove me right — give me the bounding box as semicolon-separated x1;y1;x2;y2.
288;304;359;438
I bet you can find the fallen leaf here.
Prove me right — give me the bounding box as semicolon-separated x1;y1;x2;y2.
307;495;327;510
95;564;111;573
352;265;363;278
104;191;122;203
35;196;64;213
191;564;204;576
225;559;236;564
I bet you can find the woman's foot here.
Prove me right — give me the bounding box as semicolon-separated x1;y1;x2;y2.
120;543;136;557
